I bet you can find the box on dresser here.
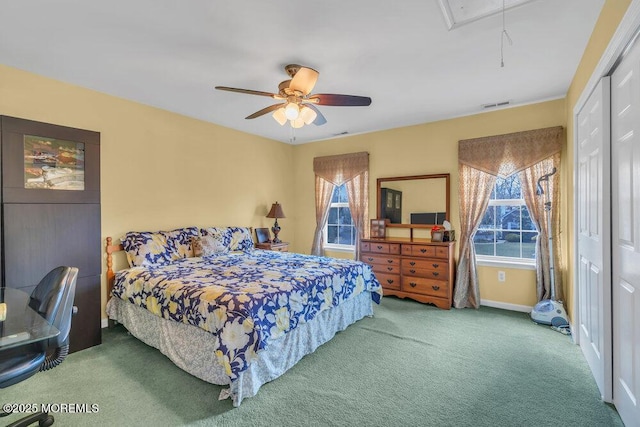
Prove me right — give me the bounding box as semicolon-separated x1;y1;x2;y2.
361;237;455;309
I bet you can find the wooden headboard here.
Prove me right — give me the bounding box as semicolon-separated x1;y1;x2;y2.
105;237;123;300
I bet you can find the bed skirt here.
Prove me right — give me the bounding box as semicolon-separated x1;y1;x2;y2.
106;291;374;406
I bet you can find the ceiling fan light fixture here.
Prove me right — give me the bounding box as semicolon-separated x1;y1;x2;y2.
284;102;300;120
300;106;317;125
291;117;305;129
272;107;287;125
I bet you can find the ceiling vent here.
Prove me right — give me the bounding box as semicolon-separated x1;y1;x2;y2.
438;0;536;30
482;100;511;109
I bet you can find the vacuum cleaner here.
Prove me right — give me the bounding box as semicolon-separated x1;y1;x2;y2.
530;168;570;329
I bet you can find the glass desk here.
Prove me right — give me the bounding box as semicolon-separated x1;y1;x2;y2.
0;287;59;351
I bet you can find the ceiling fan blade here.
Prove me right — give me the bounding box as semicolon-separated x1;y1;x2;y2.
245;103;285;119
215;86;280;98
289;66;319;95
309;94;372;106
304;104;327;126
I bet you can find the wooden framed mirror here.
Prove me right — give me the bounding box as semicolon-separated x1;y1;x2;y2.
376;173;450;234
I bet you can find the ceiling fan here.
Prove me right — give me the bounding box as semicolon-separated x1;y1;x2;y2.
215;64;372;128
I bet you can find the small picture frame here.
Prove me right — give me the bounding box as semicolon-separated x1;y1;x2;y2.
431;230;444;242
255;228;270;244
370;219;387;238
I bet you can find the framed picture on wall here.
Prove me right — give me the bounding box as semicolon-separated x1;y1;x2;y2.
24;135;85;190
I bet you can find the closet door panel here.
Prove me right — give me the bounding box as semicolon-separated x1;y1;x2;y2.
69;274;102;352
3;203;101;288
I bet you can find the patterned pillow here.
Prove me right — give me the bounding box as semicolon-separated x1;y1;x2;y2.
200;227;254;252
121;227;198;267
228;227;254;252
191;236;203;257
200;234;229;256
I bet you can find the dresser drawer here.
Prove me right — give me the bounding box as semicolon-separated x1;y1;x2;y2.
362;254;400;267
402;266;448;280
361;242;371;252
401;277;448;298
401;259;448;278
401;244;436;257
376;273;401;290
373;264;400;275
435;246;449;259
370;242;400;254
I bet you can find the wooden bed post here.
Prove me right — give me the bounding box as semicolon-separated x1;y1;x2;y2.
105;237;123;301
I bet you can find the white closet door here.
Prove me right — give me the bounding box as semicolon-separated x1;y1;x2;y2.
576;77;612;401
611;36;640;427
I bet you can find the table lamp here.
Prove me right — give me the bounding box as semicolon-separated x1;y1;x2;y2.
266;202;286;243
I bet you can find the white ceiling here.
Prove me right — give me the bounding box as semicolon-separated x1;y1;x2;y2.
0;0;605;144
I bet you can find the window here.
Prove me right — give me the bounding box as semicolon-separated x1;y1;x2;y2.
323;184;356;249
474;175;538;263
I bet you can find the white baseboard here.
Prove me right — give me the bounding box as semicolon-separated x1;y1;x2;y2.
480;299;533;313
101;318;109;328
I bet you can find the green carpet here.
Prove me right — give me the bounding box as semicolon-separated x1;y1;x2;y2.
2;297;622;426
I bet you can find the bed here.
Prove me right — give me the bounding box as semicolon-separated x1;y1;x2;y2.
105;226;382;406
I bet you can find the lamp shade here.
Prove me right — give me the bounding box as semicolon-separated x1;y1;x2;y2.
272;108;287;126
284;103;300;120
266;202;286;219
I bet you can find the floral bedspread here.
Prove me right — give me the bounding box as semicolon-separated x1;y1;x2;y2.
111;250;382;381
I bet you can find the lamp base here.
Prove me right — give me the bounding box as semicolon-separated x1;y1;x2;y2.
271;219;281;243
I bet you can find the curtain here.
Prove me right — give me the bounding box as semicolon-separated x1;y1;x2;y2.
311;176;335;256
453;164;496;308
345;171;369;260
311;152;369;257
518;153;563;302
455;126;563;308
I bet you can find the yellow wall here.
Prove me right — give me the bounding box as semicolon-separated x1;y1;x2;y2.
564;0;632;317
478;266;537;307
292;99;566;308
0;64;295;316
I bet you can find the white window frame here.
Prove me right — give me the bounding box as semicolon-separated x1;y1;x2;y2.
323;188;356;251
475;197;537;268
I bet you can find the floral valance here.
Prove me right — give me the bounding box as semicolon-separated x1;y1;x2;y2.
313;152;369;185
458;126;563;178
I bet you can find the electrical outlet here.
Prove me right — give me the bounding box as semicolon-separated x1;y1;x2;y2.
498;271;506;282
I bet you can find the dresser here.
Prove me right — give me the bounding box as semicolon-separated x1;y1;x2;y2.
361;238;455;309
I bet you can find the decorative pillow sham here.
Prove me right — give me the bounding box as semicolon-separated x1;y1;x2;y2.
191;235;229;257
121;227;198;267
191;236;204;257
200;226;254;252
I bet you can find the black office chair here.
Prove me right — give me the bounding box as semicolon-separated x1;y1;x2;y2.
0;266;78;427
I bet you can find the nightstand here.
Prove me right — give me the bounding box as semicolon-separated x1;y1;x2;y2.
255;242;289;252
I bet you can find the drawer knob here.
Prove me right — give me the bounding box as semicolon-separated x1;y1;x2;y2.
420;249;427;253
410;261;416;266
367;258;374;262
432;285;440;291
432;263;439;268
377;245;383;249
410;269;416;274
387;279;394;284
432;272;439;277
387;267;393;271
409;282;417;288
387;259;393;264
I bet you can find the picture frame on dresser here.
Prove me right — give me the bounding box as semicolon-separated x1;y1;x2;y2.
255;227;270;244
431;231;444;242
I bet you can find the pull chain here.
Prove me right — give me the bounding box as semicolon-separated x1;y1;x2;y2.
500;0;513;67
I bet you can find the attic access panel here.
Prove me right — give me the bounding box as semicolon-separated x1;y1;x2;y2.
438;0;537;30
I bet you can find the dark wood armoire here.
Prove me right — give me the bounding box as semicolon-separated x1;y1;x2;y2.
0;116;101;352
